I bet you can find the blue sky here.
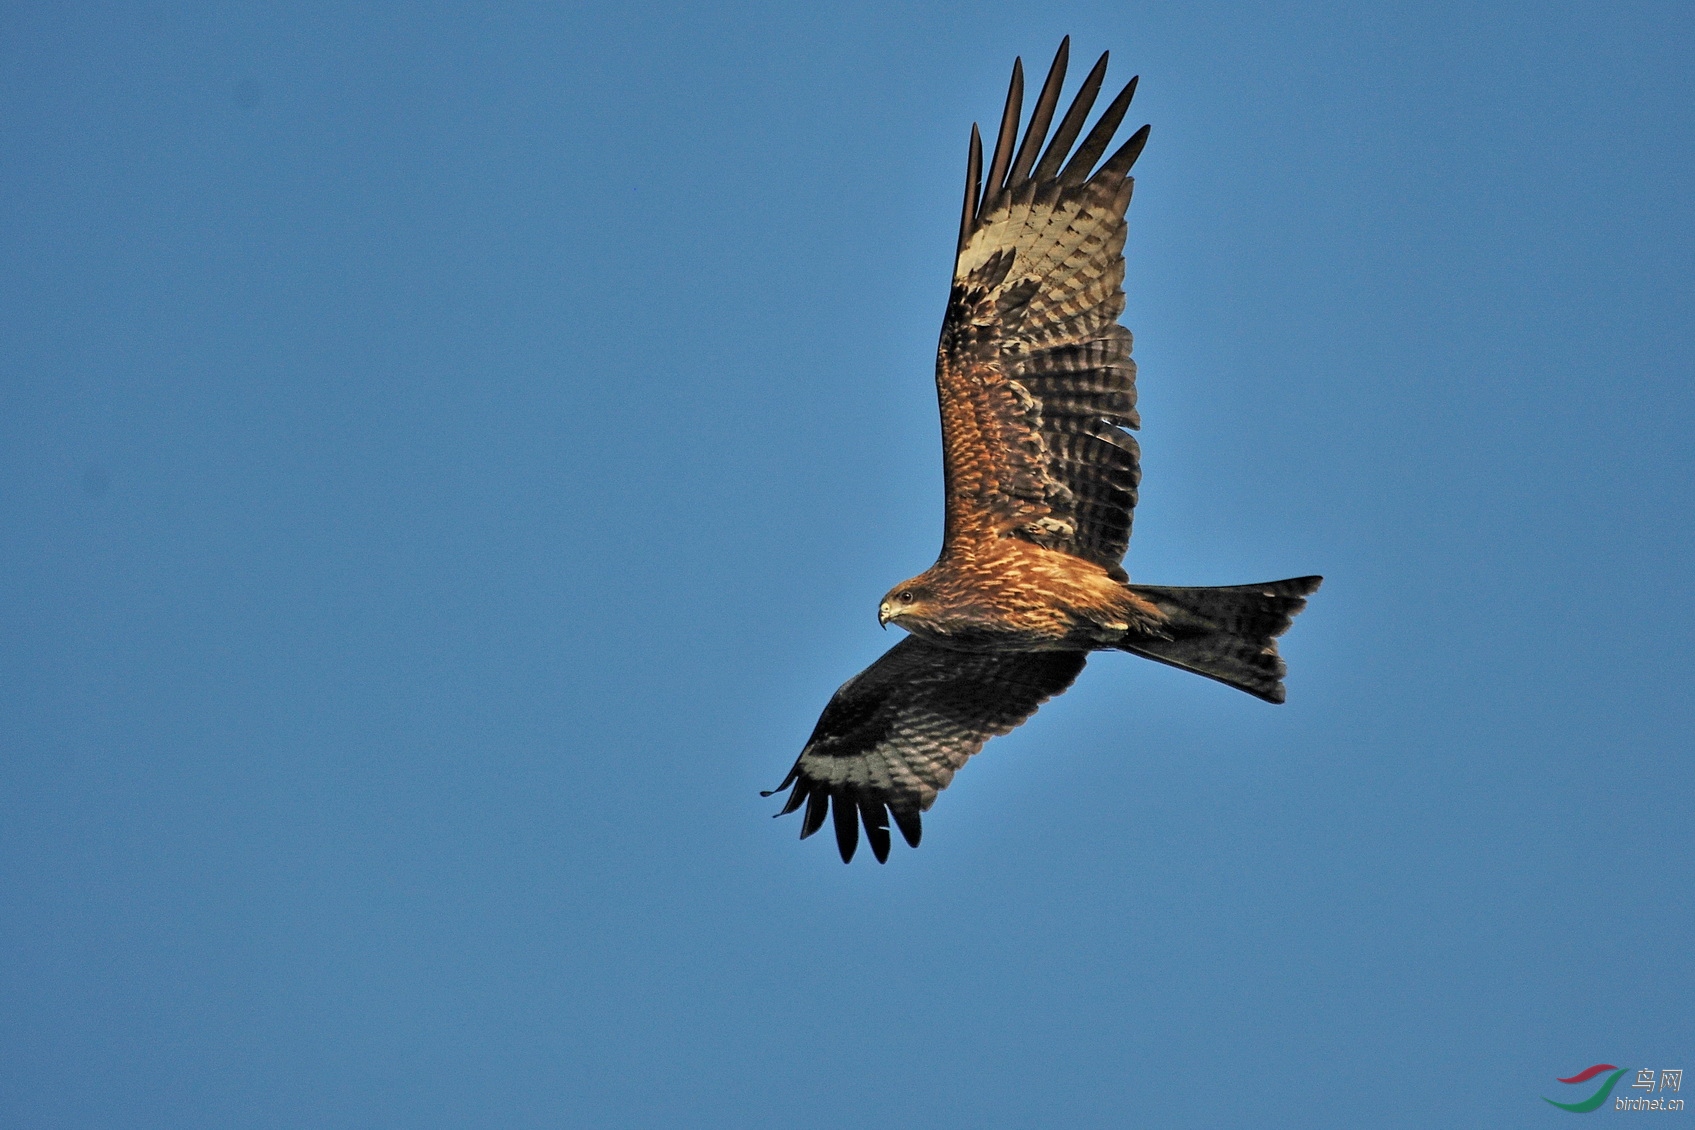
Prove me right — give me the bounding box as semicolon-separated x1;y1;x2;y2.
2;1;1690;1126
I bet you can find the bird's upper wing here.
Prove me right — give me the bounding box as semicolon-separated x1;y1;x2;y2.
765;636;1086;863
937;40;1148;579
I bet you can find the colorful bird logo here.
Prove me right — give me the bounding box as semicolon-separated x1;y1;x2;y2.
1544;1064;1628;1112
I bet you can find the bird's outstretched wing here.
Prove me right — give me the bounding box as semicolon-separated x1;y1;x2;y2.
938;39;1148;578
765;637;1087;863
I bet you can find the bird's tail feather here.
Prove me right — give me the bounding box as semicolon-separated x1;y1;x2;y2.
1121;576;1322;703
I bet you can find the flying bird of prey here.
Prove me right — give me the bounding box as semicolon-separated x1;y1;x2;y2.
766;39;1321;863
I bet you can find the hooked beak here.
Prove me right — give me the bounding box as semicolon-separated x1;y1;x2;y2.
877;604;890;629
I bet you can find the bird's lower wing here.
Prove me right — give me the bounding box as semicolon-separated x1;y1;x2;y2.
766;636;1087;863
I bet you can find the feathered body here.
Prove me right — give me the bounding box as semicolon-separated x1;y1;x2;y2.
768;40;1322;863
887;537;1160;651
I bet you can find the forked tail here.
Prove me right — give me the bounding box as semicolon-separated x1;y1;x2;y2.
1122;576;1323;703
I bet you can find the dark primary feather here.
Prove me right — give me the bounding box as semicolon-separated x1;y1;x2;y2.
956;124;982;256
980;58;1023;216
1097;122;1151;183
1006;37;1069;192
764;637;1087;863
942;44;1149;575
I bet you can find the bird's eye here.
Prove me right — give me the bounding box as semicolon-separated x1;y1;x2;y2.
898;590;915;603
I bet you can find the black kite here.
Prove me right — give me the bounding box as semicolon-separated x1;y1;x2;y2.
767;40;1322;863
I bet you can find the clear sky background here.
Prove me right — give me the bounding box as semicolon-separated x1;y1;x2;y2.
2;1;1691;1126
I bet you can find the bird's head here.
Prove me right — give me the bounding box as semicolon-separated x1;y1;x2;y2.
878;578;936;629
